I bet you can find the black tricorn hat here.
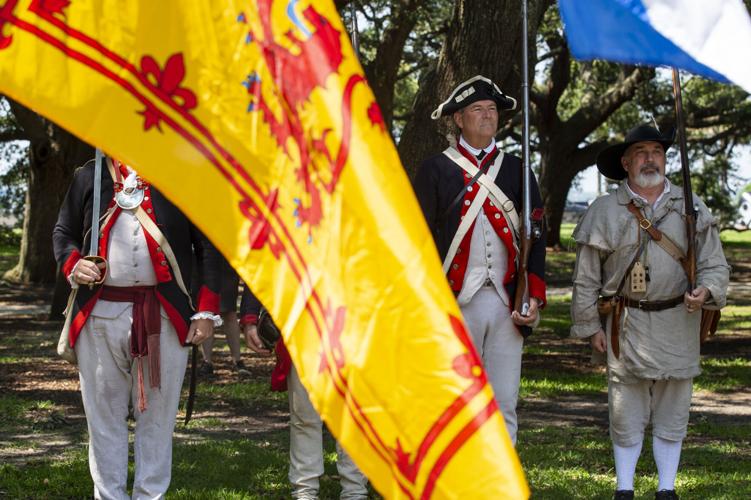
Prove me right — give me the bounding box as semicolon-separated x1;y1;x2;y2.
596;125;674;180
431;75;517;119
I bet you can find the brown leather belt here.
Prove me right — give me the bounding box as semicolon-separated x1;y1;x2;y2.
623;294;684;311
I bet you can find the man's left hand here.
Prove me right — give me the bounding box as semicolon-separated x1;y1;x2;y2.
186;318;214;345
684;286;709;313
511;298;539;326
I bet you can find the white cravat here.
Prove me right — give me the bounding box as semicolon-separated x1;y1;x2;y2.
459;135;496;158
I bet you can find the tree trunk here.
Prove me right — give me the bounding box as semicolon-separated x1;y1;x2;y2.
397;0;552;177
538;151;577;248
3;99;93;284
362;1;421;132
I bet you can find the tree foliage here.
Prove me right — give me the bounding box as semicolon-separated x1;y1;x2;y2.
0;98;27;228
1;1;750;283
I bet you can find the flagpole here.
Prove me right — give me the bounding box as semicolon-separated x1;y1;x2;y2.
349;2;360;57
521;0;531;234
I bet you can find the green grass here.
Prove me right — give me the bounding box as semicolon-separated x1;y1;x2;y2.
716;304;751;331
0;355;35;364
0;243;19;255
1;226;749;498
0;395;35;424
196;380;287;406
519;425;751;499
0;430;378;499
558;222;577;251
537;294;573;338
720;229;751;245
695;357;751;392
520;370;605;398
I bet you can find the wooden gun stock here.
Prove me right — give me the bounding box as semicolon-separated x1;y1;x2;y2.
514;234;533;338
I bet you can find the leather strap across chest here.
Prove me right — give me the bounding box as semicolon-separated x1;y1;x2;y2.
442;147;520;238
625;201;688;267
440;149;504;274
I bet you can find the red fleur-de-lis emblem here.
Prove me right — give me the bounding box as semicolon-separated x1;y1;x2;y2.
138;53;197;131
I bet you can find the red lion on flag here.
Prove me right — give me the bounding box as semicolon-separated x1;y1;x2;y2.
240;0;385;241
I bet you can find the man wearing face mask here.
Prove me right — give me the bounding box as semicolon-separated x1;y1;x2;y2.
570;124;729;500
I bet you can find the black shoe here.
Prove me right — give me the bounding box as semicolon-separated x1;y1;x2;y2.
655;490;679;500
614;491;634;500
198;361;214;377
233;360;251;376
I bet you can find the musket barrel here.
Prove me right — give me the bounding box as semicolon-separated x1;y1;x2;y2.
672;68;697;290
521;0;532;236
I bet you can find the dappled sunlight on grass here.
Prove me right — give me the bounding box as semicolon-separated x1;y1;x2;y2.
715;305;751;332
196;381;287;405
696;357;751;392
520;370;605;398
519;425;751;499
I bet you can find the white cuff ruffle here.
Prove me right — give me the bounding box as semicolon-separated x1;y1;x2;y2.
190;311;223;327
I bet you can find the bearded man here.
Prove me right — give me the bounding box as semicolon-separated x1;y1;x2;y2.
570;124;729;500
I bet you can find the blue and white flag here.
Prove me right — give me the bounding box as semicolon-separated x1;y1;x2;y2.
559;0;751;93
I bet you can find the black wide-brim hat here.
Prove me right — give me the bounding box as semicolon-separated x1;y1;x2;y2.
431;75;517;119
596;125;674;180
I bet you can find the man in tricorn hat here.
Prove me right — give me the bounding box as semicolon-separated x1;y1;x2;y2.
413;75;547;445
570;124;729;500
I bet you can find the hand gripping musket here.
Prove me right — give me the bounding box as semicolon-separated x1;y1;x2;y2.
513;0;542;338
672;69;720;341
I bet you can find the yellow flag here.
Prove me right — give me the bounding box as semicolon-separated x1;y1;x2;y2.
0;0;528;496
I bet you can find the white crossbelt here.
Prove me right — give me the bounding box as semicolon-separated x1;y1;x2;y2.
441;147;518;274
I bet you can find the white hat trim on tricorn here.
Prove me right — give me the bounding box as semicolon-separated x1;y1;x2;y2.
431;75;517;120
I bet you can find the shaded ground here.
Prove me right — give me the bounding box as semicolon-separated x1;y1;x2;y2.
1;282;749;467
520;328;751;430
0;280;289;465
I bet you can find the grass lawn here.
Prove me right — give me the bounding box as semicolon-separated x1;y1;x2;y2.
1;228;750;499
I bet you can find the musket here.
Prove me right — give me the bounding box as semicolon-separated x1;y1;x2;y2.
671;69;696;290
513;0;540;337
672;69;720;341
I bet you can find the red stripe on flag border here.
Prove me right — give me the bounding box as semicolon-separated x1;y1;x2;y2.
421;398;500;500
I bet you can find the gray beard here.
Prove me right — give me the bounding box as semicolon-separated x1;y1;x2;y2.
633;171;664;189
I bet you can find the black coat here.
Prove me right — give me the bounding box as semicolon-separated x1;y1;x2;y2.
412;149;547;303
53;159;222;344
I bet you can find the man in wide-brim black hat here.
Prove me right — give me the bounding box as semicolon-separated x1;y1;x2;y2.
596;124;674;181
413;75;548;446
570;123;730;500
